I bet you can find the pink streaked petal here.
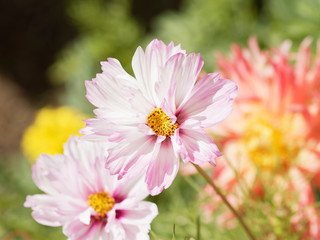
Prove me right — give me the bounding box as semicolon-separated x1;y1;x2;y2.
157;52;203;111
31;154;65;195
25;194;87;227
155;59;178;110
113;173;149;201
132;39;186;105
78;207;95;225
101;58;138;89
105;202;129;238
178;74;238;128
64;136;105;170
138;122;155;136
129;91;155;116
105;221;126;240
33;137;116;203
118;201;158;240
80;118;114;135
93;108;144;126
86;75;133;110
171;128;183;157
24;195;63;227
63;136;119;197
119;201;158;225
105;134;158;180
177;126;222;166
79;130;116;142
86;71;153;123
122;224;146;240
31;154;86;199
160;99;177;124
132;46;159;105
84;79;108;109
80;119;125;142
63;219;105;240
145;139;179;195
86;72;139;113
148;39;186;62
169;52;204;109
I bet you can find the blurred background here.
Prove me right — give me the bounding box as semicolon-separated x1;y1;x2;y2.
1;0;320;239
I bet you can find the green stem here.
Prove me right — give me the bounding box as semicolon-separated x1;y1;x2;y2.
191;163;256;240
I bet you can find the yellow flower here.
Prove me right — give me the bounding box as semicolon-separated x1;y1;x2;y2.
21;106;88;163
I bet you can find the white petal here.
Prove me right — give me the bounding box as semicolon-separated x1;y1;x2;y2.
24;194;63;227
78;207;94;225
145;139;180;195
132;39;186;106
178;74;238;128
177;125;222;165
168;52;204;109
118;201;158;240
105;134;158;180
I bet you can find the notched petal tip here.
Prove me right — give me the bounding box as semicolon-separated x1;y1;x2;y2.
148;185;164;196
24;195;33;208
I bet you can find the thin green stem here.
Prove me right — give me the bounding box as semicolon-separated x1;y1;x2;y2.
191;163;256;240
196;215;201;240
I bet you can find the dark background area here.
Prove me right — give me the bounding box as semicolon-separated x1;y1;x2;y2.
0;0;77;98
0;0;183;100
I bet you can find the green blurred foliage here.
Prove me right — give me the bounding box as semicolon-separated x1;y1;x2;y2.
148;171;247;240
150;0;258;71
49;0;143;114
0;154;65;240
267;0;320;45
150;0;320;71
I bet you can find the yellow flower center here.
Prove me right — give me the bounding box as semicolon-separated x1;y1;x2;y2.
88;191;115;218
147;108;179;137
243;113;301;172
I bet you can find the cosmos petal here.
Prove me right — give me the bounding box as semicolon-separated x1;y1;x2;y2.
145;139;179;195
179;73;238;128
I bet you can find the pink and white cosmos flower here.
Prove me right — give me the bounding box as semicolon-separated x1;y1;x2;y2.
81;39;237;195
24;136;158;240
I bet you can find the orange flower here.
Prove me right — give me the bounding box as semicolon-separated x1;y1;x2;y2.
203;38;320;238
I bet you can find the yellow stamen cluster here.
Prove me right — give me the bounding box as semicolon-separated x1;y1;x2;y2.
243;114;300;172
88;191;115;218
147;108;179;137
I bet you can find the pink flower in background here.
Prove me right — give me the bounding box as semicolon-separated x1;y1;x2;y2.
81;39;237;195
217;37;320;114
202;164;320;239
201;38;320;238
213;37;320;181
290;172;320;239
24;136;158;240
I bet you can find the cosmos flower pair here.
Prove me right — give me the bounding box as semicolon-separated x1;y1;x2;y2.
25;39;237;239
